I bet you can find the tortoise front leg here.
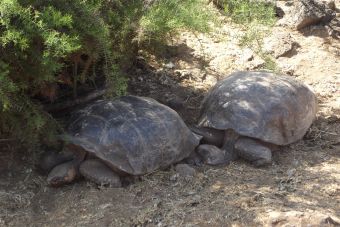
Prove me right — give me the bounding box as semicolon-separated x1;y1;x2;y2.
220;129;239;162
235;137;272;167
79;159;122;187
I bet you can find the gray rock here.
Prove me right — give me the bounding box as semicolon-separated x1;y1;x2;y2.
164;62;175;69
327;17;340;38
291;0;336;30
263;32;299;58
319;0;336;10
175;164;196;178
240;48;254;62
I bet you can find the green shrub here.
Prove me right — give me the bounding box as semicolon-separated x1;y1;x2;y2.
214;0;278;72
216;0;276;25
239;23;280;72
0;0;215;147
139;0;214;41
0;0;124;146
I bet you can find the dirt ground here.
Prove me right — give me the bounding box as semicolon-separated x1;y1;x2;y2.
1;5;339;227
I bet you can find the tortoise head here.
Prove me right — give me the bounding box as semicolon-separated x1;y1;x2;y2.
47;161;78;187
46;144;87;187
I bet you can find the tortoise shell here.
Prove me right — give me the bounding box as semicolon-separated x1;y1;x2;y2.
63;95;200;175
198;71;317;145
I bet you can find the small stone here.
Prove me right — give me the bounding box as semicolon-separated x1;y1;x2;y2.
164;62;175;69
287;168;296;178
175;164;196;178
170;173;178;181
246;57;265;70
240;48;254;62
263;32;298;58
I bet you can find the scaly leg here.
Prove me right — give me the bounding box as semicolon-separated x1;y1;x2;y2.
235;137;272;167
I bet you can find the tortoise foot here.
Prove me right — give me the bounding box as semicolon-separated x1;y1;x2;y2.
235;137;272;167
80;159;122;187
183;151;204;166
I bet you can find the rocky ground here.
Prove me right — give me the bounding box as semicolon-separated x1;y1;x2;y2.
0;1;339;226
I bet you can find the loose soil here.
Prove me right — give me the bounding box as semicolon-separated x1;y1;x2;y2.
1;5;339;227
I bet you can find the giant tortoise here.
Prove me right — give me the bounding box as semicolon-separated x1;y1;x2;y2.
192;71;317;166
41;95;201;187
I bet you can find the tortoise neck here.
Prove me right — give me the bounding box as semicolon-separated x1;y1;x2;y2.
65;144;87;165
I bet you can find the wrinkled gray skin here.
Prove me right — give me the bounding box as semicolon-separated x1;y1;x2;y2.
43;95;201;187
193;71;317;166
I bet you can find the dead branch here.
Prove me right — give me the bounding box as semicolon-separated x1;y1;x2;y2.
44;88;106;113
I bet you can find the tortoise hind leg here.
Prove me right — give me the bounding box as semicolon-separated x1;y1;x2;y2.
235;137;272;167
79;159;122;187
